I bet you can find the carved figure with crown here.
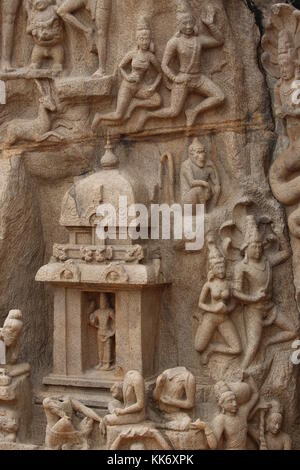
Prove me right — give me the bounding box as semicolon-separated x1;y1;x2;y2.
194;236;241;365
233;216;295;370
92;15;162;129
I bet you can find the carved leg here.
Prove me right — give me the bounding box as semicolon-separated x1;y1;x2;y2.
1;0;21;70
39;132;63;142
195;316;218;364
29;45;45;70
93;0;112;76
51;45;64;73
212;319;242;356
57;0;92;35
242;310;263;370
124;93;162;121
185;76;225;127
265;312;297;348
136;83;188;131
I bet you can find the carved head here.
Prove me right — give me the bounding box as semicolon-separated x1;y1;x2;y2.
243;216;263;261
178;12;197;36
136;16;154;52
278;30;296;81
207;237;226;280
189;138;206;168
266;401;283;435
219;391;238;415
1;310;23;348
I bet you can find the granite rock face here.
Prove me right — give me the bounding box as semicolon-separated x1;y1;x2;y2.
0;0;299;450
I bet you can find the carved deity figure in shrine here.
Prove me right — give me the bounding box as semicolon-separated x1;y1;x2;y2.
88;293;115;371
195;237;241;364
92;16;162;128
137;2;225;130
180;138;220;210
233;216;296;370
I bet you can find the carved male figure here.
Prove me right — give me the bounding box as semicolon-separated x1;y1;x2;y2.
138;3;225;129
92;16;162;128
233;216;296;370
25;0;65;72
43;396;101;450
153;367;196;431
56;0;112;76
101;370;146;434
195;238;241;364
180;138;220;210
88;293;115;371
1;0;22;71
192;376;259;450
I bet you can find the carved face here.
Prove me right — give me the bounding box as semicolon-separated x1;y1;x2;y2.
267;413;282;435
278;52;295;81
179;14;196;36
247;242;263;261
213;261;226;279
137;31;151;51
190;147;206;168
222;393;238;414
2;319;22;347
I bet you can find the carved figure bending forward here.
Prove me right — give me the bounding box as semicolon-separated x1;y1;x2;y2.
233;216;296;370
1;0;22;71
88;293;115;371
153;367;196;431
195;238;241;364
0;310;23;365
180;138;220;210
25;0;65;72
138;4;225;130
101;370;146;435
92;16;162;128
56;0;111;76
43;396;101;450
192;376;259;450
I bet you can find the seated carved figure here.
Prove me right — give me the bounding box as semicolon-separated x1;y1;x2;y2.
180;139;220;211
43;396;101;450
101;370;146;435
25;0;64;72
153;367;196;431
192;376;259;450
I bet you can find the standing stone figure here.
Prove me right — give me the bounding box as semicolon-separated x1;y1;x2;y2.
92;16;162;128
192;376;259;450
88;293;115;371
153;367;196;431
0;310;23;365
56;0;112;76
1;0;22;71
195;238;241;364
138;2;225;129
258;401;292;451
233;216;296;370
180;138;220;211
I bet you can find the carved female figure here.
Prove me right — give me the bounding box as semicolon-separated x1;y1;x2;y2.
137;3;225;130
92;16;162;128
233;216;296;370
194;238;241;364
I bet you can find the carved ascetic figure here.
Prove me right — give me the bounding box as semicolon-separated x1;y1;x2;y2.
4;80;62;146
1;0;22;71
233;216;296;370
153;367;196;431
138;3;225;130
43;396;101;450
258;401;292;451
25;0;65;72
56;0;111;76
0;409;19;443
180;138;220;210
101;370;146;434
195;238;241;364
0;310;23;365
92;16;162;128
88;293;115;371
192;376;259;450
